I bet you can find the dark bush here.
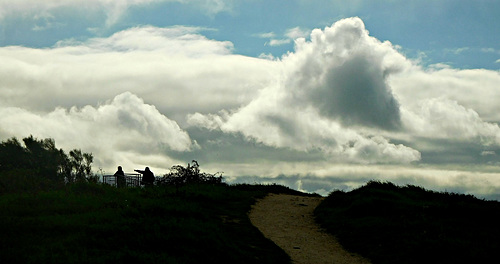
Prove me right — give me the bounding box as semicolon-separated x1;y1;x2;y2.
315;180;500;264
157;160;223;186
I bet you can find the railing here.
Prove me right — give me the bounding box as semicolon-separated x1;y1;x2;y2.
102;173;142;187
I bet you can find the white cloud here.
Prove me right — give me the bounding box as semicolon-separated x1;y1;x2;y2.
1;16;500;196
261;27;310;47
0;25;277;119
444;47;469;55
481;151;496;156
390;66;500;123
268;39;292;46
0;92;195;172
189;17;500;165
190;17;421;164
482;48;499;54
0;24;279;172
285;26;310;39
258;53;276;60
71;25;232;54
187;111;228;130
401;98;500;144
256;32;276;38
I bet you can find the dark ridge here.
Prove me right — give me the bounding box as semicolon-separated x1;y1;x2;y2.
314;180;500;264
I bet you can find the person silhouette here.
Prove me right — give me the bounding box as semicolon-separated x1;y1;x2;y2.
135;167;155;186
114;166;126;188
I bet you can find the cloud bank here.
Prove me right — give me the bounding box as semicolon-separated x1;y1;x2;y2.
0;25;276;117
1;17;500;198
190;18;500;160
0;92;195;172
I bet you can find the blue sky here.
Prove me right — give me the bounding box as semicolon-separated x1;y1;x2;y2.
2;0;499;69
1;0;500;199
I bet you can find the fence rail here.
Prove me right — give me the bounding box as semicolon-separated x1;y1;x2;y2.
102;173;142;187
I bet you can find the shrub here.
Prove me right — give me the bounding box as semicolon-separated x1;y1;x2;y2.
315;181;500;264
157;160;223;186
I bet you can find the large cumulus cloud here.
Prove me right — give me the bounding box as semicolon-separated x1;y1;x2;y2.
0;92;195;172
284;17;407;130
189;17;500;166
189;17;420;164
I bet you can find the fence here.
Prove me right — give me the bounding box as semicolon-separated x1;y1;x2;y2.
102;173;142;187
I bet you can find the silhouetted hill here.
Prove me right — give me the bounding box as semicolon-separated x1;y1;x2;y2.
0;183;307;264
3;168;499;264
314;181;500;264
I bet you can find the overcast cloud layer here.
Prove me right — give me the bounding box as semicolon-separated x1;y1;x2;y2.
1;14;500;198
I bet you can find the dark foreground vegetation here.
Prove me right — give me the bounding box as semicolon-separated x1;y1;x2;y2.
4;136;500;263
0;136;95;194
0;182;309;263
315;181;500;264
0;136;302;263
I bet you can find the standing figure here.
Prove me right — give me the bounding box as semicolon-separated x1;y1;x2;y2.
135;167;155;186
114;166;126;188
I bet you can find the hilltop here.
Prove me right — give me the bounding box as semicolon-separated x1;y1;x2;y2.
1;180;500;263
315;181;500;264
2;136;500;263
0;182;310;263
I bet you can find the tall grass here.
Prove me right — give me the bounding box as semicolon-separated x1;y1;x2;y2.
314;181;500;264
0;182;296;263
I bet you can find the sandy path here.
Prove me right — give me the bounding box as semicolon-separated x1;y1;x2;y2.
249;194;371;264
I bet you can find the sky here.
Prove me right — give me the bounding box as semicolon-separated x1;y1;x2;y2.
1;0;500;199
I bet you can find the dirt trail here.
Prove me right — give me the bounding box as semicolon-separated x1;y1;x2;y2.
249;194;371;264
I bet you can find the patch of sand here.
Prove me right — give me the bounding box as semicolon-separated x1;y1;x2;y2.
249;194;371;264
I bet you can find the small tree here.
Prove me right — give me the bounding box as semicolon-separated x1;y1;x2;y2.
61;149;95;183
23;136;65;183
0;136;94;185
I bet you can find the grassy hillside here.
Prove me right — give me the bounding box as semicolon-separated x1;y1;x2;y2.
314;181;500;264
0;182;305;264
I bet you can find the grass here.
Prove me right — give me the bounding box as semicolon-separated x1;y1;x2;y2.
0;182;307;264
314;181;500;264
6;173;498;264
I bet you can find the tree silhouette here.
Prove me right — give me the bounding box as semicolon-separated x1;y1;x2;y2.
23;136;66;182
0;137;29;172
66;149;94;183
0;136;94;189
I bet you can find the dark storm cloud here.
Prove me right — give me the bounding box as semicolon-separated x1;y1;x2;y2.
312;54;401;130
